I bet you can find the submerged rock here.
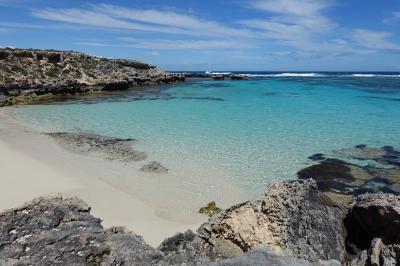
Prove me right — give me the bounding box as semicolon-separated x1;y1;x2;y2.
199;201;222;217
197;179;345;262
47;132;147;162
140;161;168;173
298;145;400;206
230;75;248;80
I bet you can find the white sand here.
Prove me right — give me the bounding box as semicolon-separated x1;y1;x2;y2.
0;112;202;247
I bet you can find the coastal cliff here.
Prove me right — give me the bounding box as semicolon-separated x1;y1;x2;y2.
1;180;399;265
0;48;184;106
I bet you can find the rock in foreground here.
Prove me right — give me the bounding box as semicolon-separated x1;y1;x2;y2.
197;179;346;262
0;194;165;265
2;181;399;265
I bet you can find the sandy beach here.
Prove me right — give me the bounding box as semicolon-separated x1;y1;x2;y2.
0;111;202;247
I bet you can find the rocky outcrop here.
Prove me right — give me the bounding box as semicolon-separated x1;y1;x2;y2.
0;194;165;265
344;193;400;252
0;48;185;106
208;247;332;266
345;192;400;265
197;179;346;262
158;230;224;265
2;181;399;265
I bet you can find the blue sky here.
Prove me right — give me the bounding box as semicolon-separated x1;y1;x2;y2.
1;0;400;71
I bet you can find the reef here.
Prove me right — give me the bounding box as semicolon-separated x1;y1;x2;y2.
298;145;400;206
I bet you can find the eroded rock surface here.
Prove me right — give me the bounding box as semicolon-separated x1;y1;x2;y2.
158;230;224;265
0;48;185;106
0;194;165;265
345;192;400;252
2;180;399;265
197;179;346;262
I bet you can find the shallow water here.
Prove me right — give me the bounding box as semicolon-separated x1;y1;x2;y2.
7;74;400;202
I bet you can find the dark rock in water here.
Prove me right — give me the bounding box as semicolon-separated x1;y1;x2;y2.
298;159;354;182
355;144;367;149
298;145;400;205
308;153;325;161
344;193;400;251
197;179;345;262
230;75;248;80
213;75;225;80
382;146;395;152
199;201;222;217
0;195;165;265
297;159;355;195
158;230;224;265
46;132;147;162
140;161;168;173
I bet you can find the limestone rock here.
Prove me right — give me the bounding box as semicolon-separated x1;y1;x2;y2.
197;179;346;262
0;48;185;106
158;230;224;265
382;244;400;266
208;247;312;266
344;192;400;251
0;194;164;265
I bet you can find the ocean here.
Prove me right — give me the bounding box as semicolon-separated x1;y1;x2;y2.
6;72;400;208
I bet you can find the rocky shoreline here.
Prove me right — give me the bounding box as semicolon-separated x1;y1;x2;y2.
1;120;398;265
0;48;185;106
1;179;399;265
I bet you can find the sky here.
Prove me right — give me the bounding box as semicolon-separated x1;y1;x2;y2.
0;0;400;71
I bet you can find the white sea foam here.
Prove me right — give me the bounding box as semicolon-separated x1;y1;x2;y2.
245;73;324;77
351;74;377;77
343;74;400;78
206;71;232;75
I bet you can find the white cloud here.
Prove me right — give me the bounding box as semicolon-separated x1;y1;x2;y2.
74;41;116;47
120;38;256;50
32;9;190;35
352;29;400;50
32;5;252;37
75;38;255;50
93;4;252;37
249;0;331;17
240;0;336;51
383;11;400;24
147;51;160;56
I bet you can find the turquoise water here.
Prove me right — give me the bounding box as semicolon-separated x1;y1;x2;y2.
7;74;400;198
